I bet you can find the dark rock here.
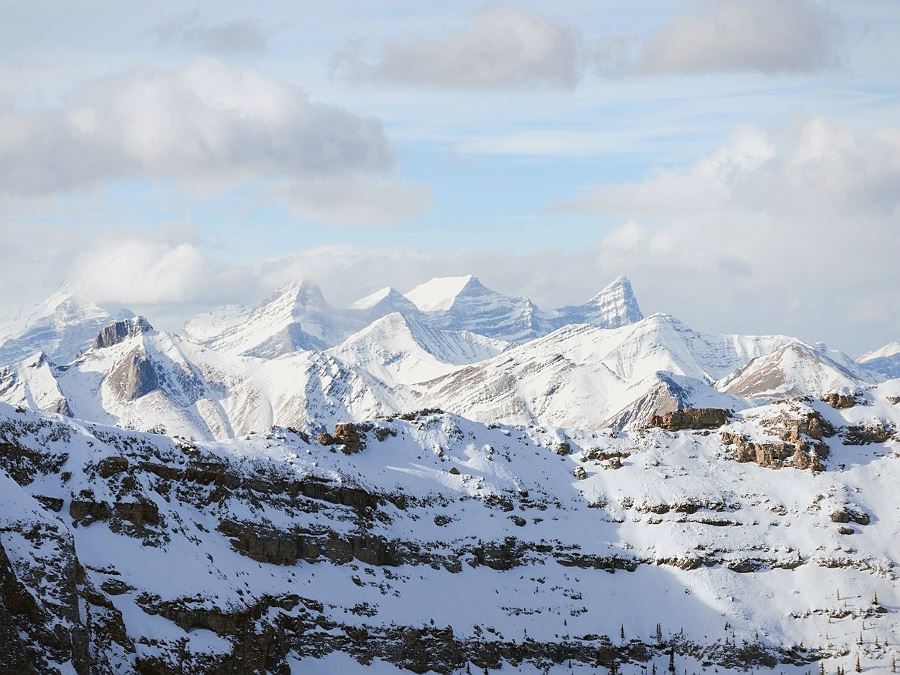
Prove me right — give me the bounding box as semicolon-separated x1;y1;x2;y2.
318;422;366;454
97;456;129;478
34;495;64;512
823;392;857;409
92;317;153;350
842;423;894;445
830;509;869;526
107;351;159;400
650;408;729;431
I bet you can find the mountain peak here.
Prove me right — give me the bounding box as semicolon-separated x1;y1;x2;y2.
0;287;134;366
350;286;417;312
264;280;328;313
587;275;643;325
404;275;480;311
550;275;643;331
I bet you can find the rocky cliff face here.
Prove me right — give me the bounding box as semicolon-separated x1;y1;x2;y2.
92;317;153;350
0;397;896;673
107;351;159;401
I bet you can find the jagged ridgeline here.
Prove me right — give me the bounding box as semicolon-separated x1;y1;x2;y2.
0;276;897;673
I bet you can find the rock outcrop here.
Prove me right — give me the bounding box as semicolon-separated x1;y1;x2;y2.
650;408;730;431
92;317;153;350
107;351;158;400
317;422;367;454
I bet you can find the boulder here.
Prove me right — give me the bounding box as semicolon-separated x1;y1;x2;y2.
317;423;366;454
823;392;857;409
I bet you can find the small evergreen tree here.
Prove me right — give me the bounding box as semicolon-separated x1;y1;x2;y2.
820;661;825;675
620;624;625;640
855;654;861;673
668;647;676;673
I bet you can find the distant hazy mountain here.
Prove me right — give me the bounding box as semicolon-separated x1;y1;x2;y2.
0;288;133;366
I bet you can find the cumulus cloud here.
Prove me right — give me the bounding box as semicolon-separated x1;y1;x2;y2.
558;118;900;350
156;12;268;55
330;5;582;89
636;0;844;74
69;240;252;307
0;58;427;226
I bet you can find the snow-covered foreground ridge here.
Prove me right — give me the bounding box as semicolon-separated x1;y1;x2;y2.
0;396;897;673
0;274;899;673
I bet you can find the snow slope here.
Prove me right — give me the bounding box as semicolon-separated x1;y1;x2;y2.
718;342;873;399
858;340;900;379
0;398;896;672
329;312;508;385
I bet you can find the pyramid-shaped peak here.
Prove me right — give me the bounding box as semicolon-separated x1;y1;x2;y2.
404;275;486;311
590;275;634;300
350;286;417;311
587;275;642;322
266;279;328;310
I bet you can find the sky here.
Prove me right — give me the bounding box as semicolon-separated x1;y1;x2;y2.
1;0;898;355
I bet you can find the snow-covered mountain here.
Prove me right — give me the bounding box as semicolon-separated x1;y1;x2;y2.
0;279;884;442
718;341;874;399
329;312;508;385
858;340;900;379
184;280;368;357
185;274;646;358
549;274;644;330
416;314;799;430
0;316;404;440
0;288;133;366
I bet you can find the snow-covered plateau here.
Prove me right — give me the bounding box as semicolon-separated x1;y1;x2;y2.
0;275;897;674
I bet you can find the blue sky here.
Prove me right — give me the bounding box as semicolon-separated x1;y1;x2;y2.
1;1;899;353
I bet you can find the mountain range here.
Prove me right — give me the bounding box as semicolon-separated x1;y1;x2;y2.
0;275;893;442
0;274;897;673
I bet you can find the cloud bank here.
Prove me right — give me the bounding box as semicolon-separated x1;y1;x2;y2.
0;58;428;226
332;1;845;89
637;0;844;75
331;5;582;89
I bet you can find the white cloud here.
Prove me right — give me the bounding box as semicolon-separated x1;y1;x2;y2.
156;12;268;55
330;5;582;89
558;118;900;350
0;58;427;226
637;0;844;74
69;240;252;307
